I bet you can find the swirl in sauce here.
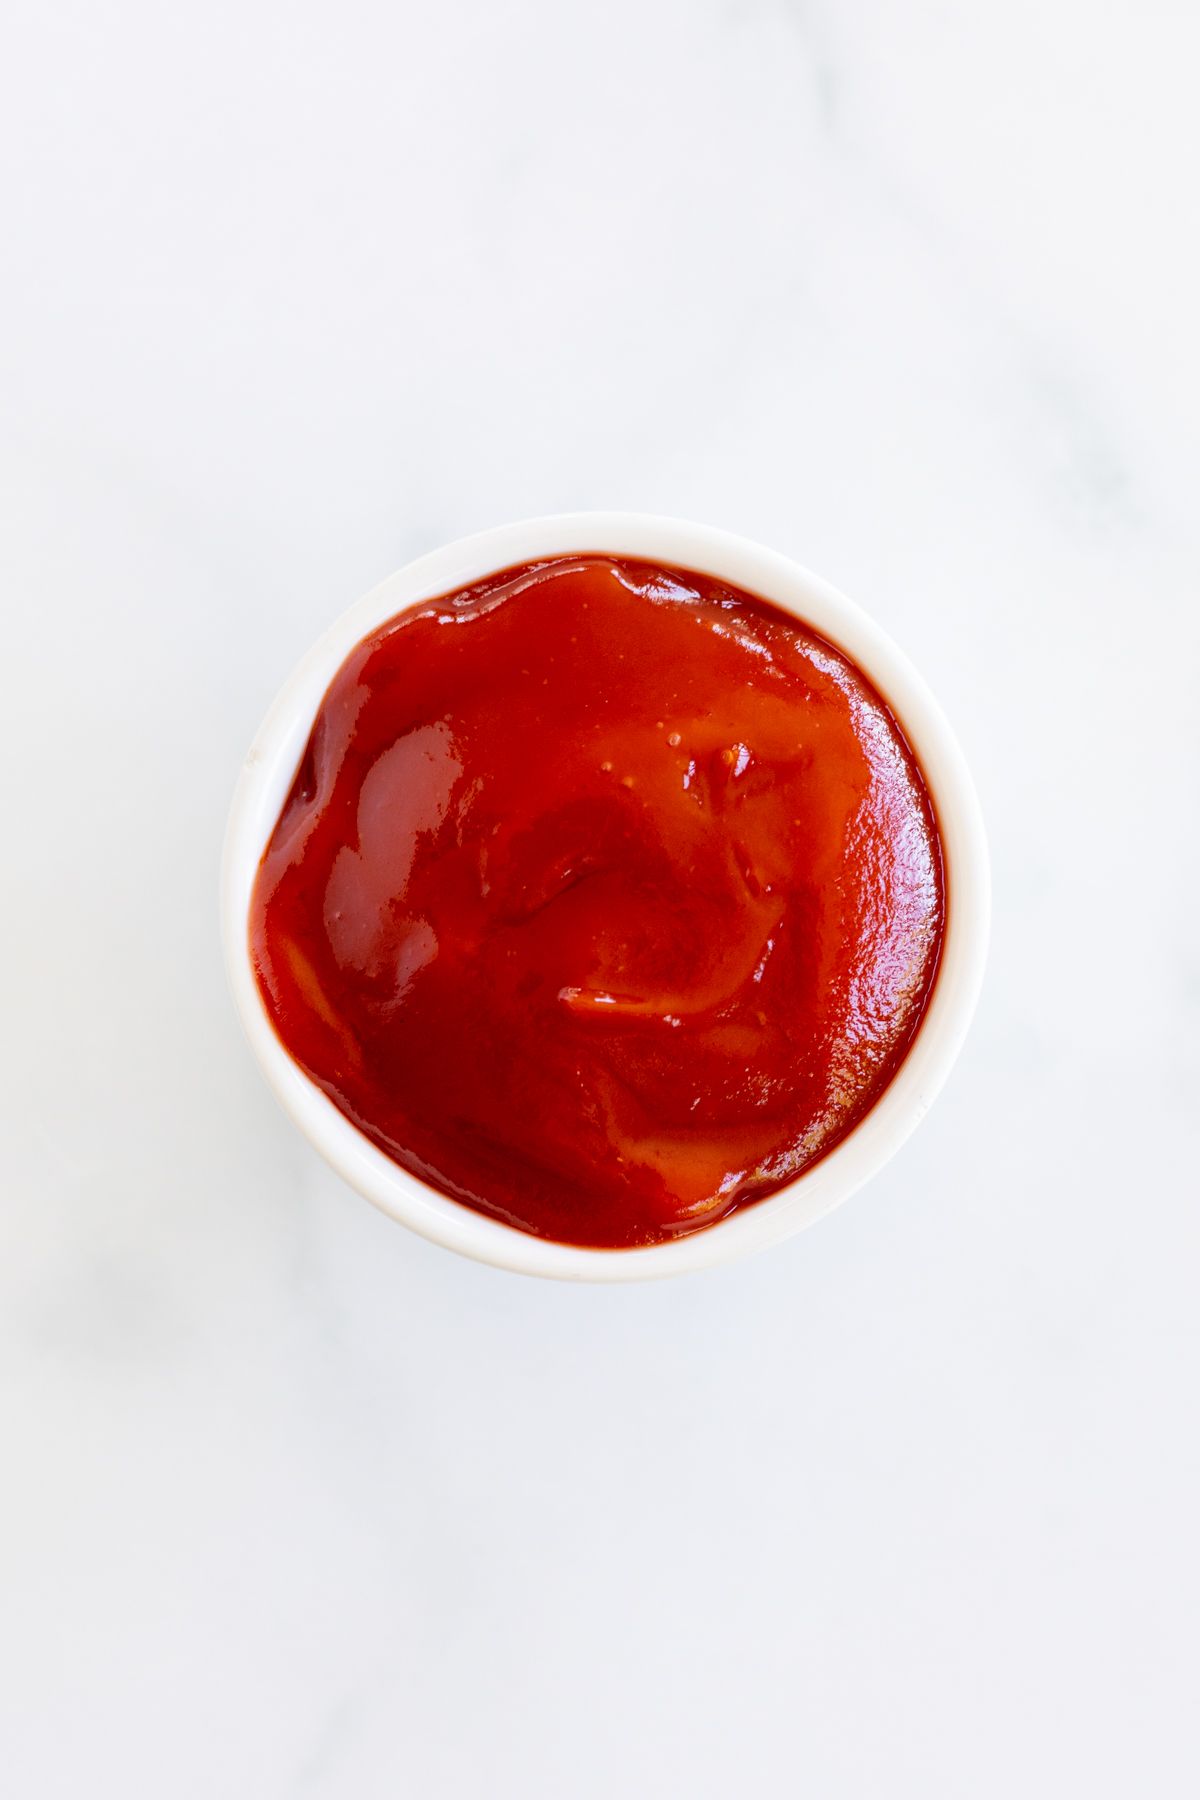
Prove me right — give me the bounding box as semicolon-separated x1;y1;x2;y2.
250;557;945;1247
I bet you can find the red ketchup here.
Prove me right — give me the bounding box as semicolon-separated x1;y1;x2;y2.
250;557;945;1247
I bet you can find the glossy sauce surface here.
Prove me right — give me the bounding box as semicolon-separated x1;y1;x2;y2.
250;557;945;1247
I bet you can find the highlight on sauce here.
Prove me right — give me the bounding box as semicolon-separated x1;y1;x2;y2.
250;556;945;1247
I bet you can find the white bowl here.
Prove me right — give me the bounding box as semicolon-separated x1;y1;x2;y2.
222;514;989;1281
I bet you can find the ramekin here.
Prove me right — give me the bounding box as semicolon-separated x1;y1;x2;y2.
221;514;989;1280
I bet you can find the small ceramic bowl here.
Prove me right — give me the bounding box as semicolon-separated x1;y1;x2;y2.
222;514;989;1280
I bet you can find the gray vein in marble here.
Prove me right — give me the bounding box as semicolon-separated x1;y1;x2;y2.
779;0;840;132
293;1689;362;1795
875;203;1144;534
740;13;1146;539
1019;358;1137;526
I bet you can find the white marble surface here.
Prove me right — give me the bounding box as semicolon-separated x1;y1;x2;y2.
3;3;1198;1795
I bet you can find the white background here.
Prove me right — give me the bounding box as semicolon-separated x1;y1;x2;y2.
3;3;1198;1795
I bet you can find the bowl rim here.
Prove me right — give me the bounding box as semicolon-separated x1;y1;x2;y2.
221;511;989;1281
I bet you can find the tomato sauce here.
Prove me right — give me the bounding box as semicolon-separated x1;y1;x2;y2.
250;557;944;1247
